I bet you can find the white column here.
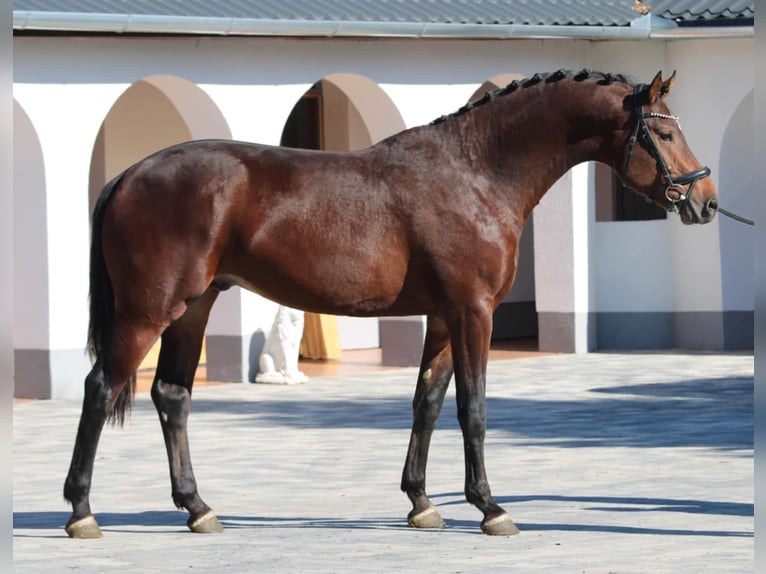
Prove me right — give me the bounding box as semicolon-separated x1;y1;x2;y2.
533;164;594;353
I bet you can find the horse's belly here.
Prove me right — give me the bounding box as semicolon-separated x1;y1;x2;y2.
225;248;411;317
224;195;421;315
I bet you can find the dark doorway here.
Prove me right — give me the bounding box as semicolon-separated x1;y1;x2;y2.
281;83;323;150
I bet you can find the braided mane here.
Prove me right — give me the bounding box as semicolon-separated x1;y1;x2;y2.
431;69;632;125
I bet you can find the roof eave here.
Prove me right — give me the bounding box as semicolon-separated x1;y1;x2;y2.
648;25;753;39
11;11;753;40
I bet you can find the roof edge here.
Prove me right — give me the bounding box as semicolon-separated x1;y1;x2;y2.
12;11;753;40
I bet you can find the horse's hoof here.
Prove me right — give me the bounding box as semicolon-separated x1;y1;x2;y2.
481;513;520;536
407;505;446;529
188;510;224;534
65;515;103;539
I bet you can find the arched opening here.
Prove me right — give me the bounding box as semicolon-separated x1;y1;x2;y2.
280;73;406;360
89;75;232;211
470;75;538;349
13;99;51;398
718;91;753;349
89;75;232;370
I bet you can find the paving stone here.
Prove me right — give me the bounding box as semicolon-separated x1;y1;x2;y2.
13;352;753;573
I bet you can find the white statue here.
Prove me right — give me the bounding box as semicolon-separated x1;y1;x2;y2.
255;305;309;384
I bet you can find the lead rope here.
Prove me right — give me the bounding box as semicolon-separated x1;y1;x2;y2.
718;207;754;226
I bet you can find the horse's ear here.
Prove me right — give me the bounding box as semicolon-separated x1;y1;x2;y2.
660;70;676;98
644;71;664;104
644;70;676;104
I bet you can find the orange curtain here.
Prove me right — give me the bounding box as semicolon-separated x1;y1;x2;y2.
300;313;342;360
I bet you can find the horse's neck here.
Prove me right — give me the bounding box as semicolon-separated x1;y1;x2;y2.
455;81;625;216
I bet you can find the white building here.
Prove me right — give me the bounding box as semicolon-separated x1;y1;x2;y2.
12;1;755;398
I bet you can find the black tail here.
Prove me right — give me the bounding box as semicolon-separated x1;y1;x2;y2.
88;173;135;426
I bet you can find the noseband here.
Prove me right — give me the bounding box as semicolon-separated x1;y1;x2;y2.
623;84;711;213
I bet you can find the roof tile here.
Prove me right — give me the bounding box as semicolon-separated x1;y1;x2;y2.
12;0;754;27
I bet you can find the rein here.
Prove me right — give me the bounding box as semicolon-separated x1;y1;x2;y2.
718;207;754;226
623;84;711;215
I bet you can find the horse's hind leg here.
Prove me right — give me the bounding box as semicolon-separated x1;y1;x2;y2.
401;316;453;529
64;319;163;539
150;287;222;534
63;361;113;538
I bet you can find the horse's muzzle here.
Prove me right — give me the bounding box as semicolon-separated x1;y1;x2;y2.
680;195;718;225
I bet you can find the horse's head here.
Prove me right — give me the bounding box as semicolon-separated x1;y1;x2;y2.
618;71;718;224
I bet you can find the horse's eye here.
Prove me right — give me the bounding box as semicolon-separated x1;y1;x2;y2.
659;132;673;142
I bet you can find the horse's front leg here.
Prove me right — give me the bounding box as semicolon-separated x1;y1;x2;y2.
151;289;223;534
451;305;519;536
401;316;453;529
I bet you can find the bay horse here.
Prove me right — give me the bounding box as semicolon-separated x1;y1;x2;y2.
64;70;718;539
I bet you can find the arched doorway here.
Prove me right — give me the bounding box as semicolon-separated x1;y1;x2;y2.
89;75;232;210
89;75;232;369
280;73;406;359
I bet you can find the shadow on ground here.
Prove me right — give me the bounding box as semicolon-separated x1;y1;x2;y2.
175;376;752;450
433;492;753;517
14;492;752;538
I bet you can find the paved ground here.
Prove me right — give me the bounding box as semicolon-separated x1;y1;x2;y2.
13;352;753;573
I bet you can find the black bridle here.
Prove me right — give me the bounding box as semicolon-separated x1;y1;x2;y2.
623;84;711;214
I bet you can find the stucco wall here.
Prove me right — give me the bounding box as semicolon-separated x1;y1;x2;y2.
12;33;754;396
589;38;753;349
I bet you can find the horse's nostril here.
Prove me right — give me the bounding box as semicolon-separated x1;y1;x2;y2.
706;198;719;213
